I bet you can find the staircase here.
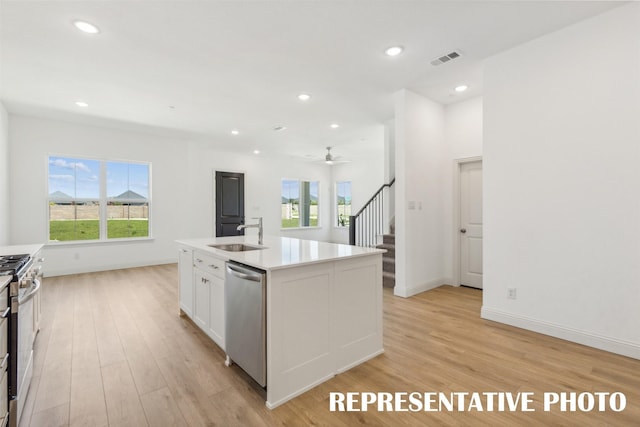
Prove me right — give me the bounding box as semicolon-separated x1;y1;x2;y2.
349;179;396;288
377;234;395;288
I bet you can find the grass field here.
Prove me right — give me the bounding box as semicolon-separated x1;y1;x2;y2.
281;218;318;228
49;219;149;241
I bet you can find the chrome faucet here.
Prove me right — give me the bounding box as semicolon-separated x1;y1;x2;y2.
237;217;263;245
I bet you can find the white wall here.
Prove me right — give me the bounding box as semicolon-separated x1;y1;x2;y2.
482;3;640;359
8;115;336;275
0;102;9;245
445;96;483;161
384;118;396;234
443;96;483;283
329;142;385;244
9;115;190;276
185;140;333;243
394;89;447;297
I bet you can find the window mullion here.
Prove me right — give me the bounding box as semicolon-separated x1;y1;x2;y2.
100;160;107;240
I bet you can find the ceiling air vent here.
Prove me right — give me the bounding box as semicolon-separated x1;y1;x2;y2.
430;50;462;67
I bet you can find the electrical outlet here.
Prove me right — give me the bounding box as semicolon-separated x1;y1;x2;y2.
507;288;517;300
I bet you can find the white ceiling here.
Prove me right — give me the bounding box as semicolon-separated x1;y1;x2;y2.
0;1;622;160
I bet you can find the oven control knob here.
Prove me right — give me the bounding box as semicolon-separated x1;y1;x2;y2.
20;278;30;288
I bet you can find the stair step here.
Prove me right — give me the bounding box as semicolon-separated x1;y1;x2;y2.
383;257;395;274
379;250;395;259
376;243;395;252
377;234;395;288
383;271;395;288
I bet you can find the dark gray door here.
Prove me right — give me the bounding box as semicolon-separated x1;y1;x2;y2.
215;171;245;237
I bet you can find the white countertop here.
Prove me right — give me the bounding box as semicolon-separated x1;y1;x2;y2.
176;236;384;271
0;243;44;257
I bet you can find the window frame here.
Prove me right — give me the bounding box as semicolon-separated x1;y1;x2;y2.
280;178;321;230
335;180;352;228
47;154;152;244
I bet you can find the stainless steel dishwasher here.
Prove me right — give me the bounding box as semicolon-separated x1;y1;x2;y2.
224;261;267;387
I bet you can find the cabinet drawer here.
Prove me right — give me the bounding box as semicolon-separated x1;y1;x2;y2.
178;246;193;260
193;252;225;278
0;317;6;368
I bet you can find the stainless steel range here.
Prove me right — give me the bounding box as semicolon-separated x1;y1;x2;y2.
0;252;42;427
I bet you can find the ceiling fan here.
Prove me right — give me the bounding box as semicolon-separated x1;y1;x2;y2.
322;146;350;165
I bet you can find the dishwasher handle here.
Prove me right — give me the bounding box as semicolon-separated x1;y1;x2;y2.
226;263;263;282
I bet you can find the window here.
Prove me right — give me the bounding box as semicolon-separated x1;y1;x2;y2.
107;161;150;238
281;179;319;228
48;156;151;242
336;181;352;227
48;157;101;241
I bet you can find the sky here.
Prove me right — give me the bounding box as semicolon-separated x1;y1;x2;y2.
281;180;351;202
48;156;149;199
336;181;352;202
281;180;319;202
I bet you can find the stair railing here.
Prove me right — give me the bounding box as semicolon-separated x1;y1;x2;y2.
349;178;395;247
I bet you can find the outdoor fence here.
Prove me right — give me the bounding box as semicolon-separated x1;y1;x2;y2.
49;205;149;220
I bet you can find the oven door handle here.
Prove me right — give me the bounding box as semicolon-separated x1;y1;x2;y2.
0;307;9;319
18;278;41;304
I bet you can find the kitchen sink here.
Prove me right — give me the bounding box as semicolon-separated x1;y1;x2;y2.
208;243;265;252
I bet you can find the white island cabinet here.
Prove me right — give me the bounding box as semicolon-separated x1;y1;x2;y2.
178;246;194;317
176;236;385;409
192;250;226;349
178;245;226;350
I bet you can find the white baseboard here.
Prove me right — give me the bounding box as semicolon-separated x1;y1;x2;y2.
442;277;455;286
394;277;447;298
336;348;385;374
44;258;177;277
481;306;640;360
266;372;335;410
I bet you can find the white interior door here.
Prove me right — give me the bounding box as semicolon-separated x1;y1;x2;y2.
459;161;483;289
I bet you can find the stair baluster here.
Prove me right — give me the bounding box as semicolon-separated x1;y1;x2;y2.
349;178;394;247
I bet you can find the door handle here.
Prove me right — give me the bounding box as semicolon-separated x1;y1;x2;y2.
460;228;467;233
226;264;263;282
19;279;41;304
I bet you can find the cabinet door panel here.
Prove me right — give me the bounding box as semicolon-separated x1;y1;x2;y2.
208;275;225;349
194;270;210;331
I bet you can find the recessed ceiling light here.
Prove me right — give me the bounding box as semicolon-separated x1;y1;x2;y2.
73;20;100;34
253;150;260;155
298;93;311;101
231;129;239;135
330;123;339;129
455;85;468;92
384;46;404;57
273;126;287;132
75;101;89;107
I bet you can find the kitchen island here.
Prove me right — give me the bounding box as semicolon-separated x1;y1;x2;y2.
176;235;384;408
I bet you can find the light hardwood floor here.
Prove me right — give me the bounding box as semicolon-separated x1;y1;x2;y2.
19;264;640;426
